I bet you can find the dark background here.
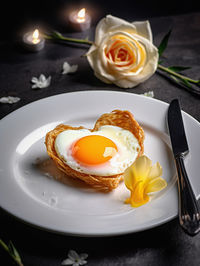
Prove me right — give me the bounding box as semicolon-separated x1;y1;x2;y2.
1;1;200;266
1;0;200;40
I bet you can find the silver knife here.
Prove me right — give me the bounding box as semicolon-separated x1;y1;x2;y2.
167;99;200;236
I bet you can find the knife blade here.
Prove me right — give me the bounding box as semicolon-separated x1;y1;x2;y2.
168;99;189;157
168;99;200;236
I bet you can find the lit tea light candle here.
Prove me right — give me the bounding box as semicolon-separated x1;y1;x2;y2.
32;29;40;44
69;8;91;31
77;8;86;23
23;29;45;52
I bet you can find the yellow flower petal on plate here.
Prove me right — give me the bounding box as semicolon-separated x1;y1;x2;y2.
124;166;135;190
148;162;163;180
124;197;131;204
129;181;150;207
131;155;152;180
124;155;167;208
145;177;167;194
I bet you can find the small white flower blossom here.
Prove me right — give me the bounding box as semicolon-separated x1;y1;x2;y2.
62;62;78;75
61;250;88;266
31;74;51;89
0;96;20;104
142;91;154;98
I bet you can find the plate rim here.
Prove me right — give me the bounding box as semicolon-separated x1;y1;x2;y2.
1;90;199;126
0;90;199;237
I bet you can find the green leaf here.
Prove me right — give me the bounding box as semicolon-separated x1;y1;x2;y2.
158;29;172;58
157;64;200;96
168;66;191;72
0;239;9;252
8;241;23;265
0;239;23;266
8;242;20;258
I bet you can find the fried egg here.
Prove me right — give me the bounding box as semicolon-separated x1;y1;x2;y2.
54;125;140;176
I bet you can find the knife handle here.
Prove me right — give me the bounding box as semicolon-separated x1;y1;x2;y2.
175;155;200;236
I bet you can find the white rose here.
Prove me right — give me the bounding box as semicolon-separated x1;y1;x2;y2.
86;15;158;88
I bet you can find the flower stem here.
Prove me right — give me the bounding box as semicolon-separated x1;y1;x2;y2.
44;30;200;94
43;33;93;46
157;64;199;84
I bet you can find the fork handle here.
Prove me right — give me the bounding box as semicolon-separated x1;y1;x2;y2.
175;155;200;236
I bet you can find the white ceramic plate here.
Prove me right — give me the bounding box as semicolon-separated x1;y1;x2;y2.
0;91;200;237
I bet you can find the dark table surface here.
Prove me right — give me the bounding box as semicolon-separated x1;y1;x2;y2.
0;5;200;266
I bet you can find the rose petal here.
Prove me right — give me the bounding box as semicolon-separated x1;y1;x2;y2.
87;45;116;82
113;78;140;88
104;31;157;87
95;15;135;45
102;32;142;74
132;21;153;43
124;37;158;86
107;24;137;37
86;45;98;70
94;71;112;84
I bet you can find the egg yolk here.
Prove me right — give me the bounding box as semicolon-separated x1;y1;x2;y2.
72;135;118;165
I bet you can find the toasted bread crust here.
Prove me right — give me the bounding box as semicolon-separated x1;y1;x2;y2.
45;110;144;191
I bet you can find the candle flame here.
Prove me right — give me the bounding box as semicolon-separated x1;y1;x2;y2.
32;29;40;44
77;8;86;23
33;29;39;39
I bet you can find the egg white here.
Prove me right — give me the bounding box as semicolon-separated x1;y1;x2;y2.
54;125;140;176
